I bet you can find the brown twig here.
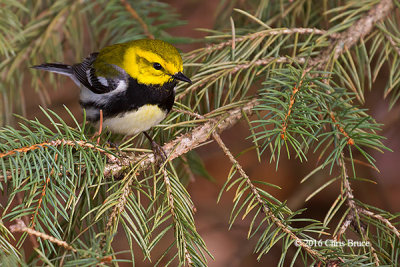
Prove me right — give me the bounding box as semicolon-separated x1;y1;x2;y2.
16;193;39;248
0;139;117;162
0;142;52;158
231;57;304;73
362;232;380;266
339;153;356;208
336;211;354;241
329;112;354;145
358;208;400;239
383;31;400;58
120;0;154;39
10;219;76;252
212;132;326;261
337;154;382;266
280;68;309;140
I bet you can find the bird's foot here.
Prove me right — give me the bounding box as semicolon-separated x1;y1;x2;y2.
151;139;167;162
107;140;122;156
143;132;167;163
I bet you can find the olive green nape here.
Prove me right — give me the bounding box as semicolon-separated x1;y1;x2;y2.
93;42;127;77
93;39;182;77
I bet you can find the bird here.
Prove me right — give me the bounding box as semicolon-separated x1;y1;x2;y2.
32;39;192;152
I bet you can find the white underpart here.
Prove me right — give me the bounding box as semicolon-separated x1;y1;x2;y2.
79;80;127;105
101;104;167;135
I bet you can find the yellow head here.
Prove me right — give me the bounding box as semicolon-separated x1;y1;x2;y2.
95;39;191;86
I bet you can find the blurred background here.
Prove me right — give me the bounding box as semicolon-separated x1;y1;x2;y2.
9;0;400;266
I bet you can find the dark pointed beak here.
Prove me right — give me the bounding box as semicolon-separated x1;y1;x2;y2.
172;72;192;84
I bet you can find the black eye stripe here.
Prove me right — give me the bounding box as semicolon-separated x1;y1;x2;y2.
153;63;163;70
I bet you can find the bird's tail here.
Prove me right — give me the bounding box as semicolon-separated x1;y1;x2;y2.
31;63;73;76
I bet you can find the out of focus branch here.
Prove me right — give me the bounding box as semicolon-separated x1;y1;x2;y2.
310;0;394;69
119;0;154;39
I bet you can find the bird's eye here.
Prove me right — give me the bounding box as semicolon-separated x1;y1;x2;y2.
153;63;163;70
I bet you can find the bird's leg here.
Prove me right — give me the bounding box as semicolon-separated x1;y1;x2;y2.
97;109;103;144
92;109;103;145
143;131;167;162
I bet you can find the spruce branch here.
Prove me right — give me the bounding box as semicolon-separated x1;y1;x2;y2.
335;153;398;266
182;0;395;105
187;27;338;59
212;132;326;261
178;57;303;101
310;0;394;69
15;193;39;249
104;177;135;237
162;167;193;265
280;67;310;140
0;139;117;162
358;208;400;239
9;219;76;252
104;99;259;177
31;154;58;228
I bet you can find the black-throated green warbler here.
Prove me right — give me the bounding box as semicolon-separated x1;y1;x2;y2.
33;39;191;137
